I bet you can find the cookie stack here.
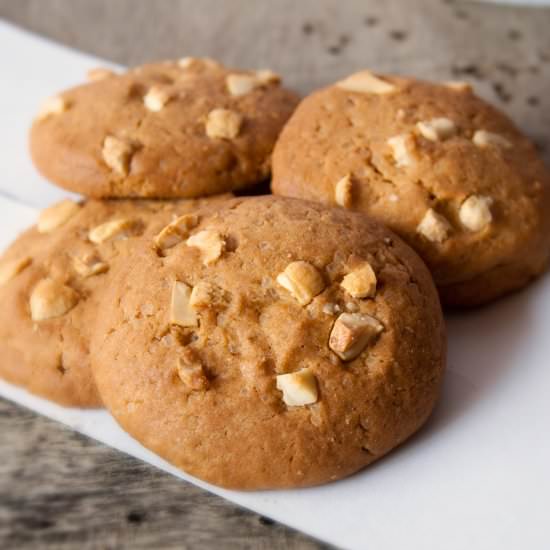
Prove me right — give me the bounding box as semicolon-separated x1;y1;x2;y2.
0;60;548;490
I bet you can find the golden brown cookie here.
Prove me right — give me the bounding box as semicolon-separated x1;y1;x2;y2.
271;70;550;307
91;196;445;489
30;58;299;199
0;196;229;407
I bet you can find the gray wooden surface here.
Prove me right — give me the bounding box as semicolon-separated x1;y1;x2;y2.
0;1;549;549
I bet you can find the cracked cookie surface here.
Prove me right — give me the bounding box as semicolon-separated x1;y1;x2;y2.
0;196;228;407
30;59;299;198
271;70;550;306
91;196;445;489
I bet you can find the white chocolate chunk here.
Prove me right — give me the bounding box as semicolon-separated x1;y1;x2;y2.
416;208;452;243
178;57;195;69
276;368;318;406
336;71;396;94
88;218;137;244
30;279;79;321
444;81;472;92
37;200;80;233
72;253;109;278
178;56;220;69
341;263;377;299
0;257;31;286
102;136;135;176
255;69;281;84
186;230;225;265
87;67;116;82
472;130;511;149
416;118;456;141
276;261;325;306
459;195;493;231
144;85;172;112
153;214;199;250
387;134;411;167
189;281;226;309
329;313;383;361
169;281;197;327
177;356;209;391
36;95;68;121
335;175;353;208
205;108;242;139
226;70;280;96
226;74;261;96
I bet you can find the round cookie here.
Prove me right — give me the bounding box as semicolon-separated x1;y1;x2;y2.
91;196;445;489
271;70;550;307
0;196;228;407
30;58;299;199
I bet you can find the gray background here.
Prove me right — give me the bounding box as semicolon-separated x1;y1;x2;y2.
1;1;549;548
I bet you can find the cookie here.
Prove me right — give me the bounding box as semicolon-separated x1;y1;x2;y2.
0;196;229;407
91;196;445;489
271;70;550;307
29;58;299;199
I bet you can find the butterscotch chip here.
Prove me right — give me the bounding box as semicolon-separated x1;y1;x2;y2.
416;117;456;141
170;281;198;327
36;95;68;121
0;256;32;286
30;278;79;321
205;108;243;139
341;262;377;298
334;175;353;208
87;67;116;82
186;230;225;265
72;253;109;278
102;136;135;176
417;209;451;243
336;71;396;94
153;214;198;250
276;368;318;406
276;261;325;305
329;312;383;361
472;130;511;149
144;85;172;112
37;200;80;233
176;356;209;391
387;134;412;167
88;218;138;244
459;195;493;231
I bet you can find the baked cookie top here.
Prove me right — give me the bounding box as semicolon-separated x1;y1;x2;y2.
91;196;445;489
30;58;299;199
0;195;229;407
272;70;550;306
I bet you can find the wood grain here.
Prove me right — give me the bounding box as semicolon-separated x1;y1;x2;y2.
0;398;327;549
0;0;549;548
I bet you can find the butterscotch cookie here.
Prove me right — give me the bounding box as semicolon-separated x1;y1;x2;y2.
0;196;228;407
91;196;445;489
29;58;299;199
272;70;550;307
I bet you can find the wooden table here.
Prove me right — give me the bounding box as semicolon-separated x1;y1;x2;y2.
1;1;549;548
